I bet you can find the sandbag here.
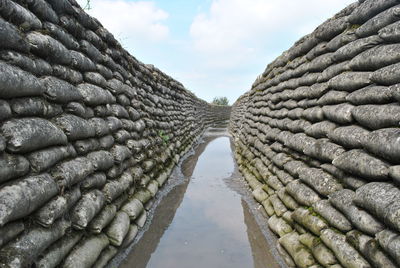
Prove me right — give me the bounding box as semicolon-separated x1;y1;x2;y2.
328;72;372;92
0;153;30;183
42;76;83;103
120;224;139;248
279;232;316;268
89;204;117;234
292;207;328;236
71;190;106;230
379;20;400;42
0;173;59;226
102;171;134;202
375;229;400;265
92;246;118;268
62;234;110;268
320;229;371;268
0;221;24;248
106;211;130;246
298;167;343;197
286;180;321;206
299;232;338;267
35;187;81;227
0;219;70;267
10;97;62;118
276;188;299;210
35;232;83;268
81;172;107;190
303;139;345;163
364;128;400;163
322;103;354;124
329;189;384;235
333;149;389;180
0;61;44;98
312;200;352;232
54;114;96;141
346;230;397;268
1;118;68;153
87;150;114;170
346;85;393;105
268;215;293;237
136;211;147;228
269;194;287;217
27;145;76;173
371;62;400;85
52;157;95;187
348;0;399;25
328;125;369;149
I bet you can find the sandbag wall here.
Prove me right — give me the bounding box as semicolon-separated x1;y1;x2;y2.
230;1;400;267
0;0;230;267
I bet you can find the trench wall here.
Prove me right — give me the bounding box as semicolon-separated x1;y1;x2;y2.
0;0;231;267
230;1;400;267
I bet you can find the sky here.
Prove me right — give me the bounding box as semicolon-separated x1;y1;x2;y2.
77;0;356;104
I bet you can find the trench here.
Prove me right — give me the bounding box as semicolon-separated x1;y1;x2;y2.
110;127;285;268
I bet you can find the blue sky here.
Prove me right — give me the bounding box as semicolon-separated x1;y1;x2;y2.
78;0;355;104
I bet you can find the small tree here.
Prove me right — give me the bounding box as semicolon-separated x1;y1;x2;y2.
211;96;229;106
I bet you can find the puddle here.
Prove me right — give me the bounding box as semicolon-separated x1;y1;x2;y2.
117;130;283;268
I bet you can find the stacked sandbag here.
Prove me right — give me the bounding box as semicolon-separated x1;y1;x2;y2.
230;0;400;267
0;0;230;267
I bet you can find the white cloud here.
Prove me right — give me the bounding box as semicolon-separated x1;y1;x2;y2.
78;0;169;42
189;0;355;69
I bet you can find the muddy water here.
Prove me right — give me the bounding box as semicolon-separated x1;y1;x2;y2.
118;130;283;268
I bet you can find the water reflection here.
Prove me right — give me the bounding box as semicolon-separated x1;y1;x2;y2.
118;134;280;268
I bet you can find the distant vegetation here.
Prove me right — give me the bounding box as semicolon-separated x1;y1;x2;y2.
211;96;229;106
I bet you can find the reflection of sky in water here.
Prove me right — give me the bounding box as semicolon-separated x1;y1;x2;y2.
146;137;254;268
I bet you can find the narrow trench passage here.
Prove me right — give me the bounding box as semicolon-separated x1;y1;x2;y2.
115;128;283;268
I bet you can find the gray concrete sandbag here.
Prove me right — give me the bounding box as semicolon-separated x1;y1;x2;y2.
41;76;83;103
0;17;30;52
132;188;153;205
292;206;328;235
269;194;287;217
312;199;352;232
89;118;110;137
92;245;118;268
89;204;117;234
375;229;400;265
70;50;96;72
102;171;134;203
52;157;95;187
27;32;71;65
379;20;400;42
299;232;338;267
0;100;12;122
328;125;370;149
328;72;372;92
371;62;400;85
333;149;390;180
35;187;81;227
277;188;299;210
136;210;147;228
350;43;400;72
352;104;400;130
110;144;132;164
329;189;384;235
1;118;68;153
106;211;130;246
303;138;345;163
27;145;76;173
0;153;30;184
0;219;70;267
61;233;110;268
286;180;321;206
283;160;308;178
71;189;106;230
121;198;144;221
318;61;351;83
266;175;284;191
276;241;296;267
0;173;59;227
54;114;96;141
0;61;44;98
305;121;338;138
364;128;400;163
346;230;397;268
320;229;371;268
268;215;293;237
0;221;24;248
348;0;399;25
99;135;115;150
73;138;100;155
302;107;324;122
332;35;383;62
120;224;139;248
314;16;348;41
35;231;83;268
322;104;354;124
356;4;400;37
261;199;275;216
279;232;316;268
389;165;400;184
275;169;294;185
87;150;114;171
10;97;62;118
318;90;349;106
81;172;107;190
346;85;393;105
298;167;343;197
391;83;400;102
